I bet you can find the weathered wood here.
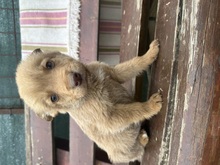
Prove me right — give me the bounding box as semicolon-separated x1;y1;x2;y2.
120;1;151;165
200;1;220;164
78;0;99;63
25;106;32;165
120;0;144;97
27;109;54;165
143;0;220;164
69;0;99;164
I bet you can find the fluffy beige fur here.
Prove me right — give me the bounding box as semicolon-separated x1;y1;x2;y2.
16;40;162;163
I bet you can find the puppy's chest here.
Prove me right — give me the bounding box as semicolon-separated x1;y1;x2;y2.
92;70;133;104
102;79;133;104
72;79;132;124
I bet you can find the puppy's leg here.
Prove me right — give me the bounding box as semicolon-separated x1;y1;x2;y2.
105;92;162;132
138;129;149;146
112;40;159;83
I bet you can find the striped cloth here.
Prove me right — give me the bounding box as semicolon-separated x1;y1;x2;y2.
19;0;80;60
99;0;122;66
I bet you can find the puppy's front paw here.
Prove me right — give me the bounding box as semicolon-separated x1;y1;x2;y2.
148;39;160;59
148;92;163;115
150;39;160;49
143;39;160;65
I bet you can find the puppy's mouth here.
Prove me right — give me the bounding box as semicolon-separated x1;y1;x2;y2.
73;72;82;87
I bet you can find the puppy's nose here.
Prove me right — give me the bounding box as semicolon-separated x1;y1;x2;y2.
73;73;82;86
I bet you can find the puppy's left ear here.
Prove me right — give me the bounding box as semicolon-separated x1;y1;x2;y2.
44;114;54;121
32;48;43;55
36;113;54;121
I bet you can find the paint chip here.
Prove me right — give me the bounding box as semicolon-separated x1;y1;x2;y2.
128;24;132;33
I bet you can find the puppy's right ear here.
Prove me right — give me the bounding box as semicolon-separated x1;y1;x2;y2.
36;113;54;122
32;48;43;55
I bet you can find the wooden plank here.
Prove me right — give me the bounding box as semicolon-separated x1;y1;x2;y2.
119;1;151;165
120;0;144;96
199;1;220;164
27;109;54;165
142;0;178;163
69;0;99;165
25;106;32;165
143;0;220;164
78;0;99;63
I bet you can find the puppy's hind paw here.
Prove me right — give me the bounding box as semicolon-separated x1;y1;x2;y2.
138;129;149;147
143;39;160;65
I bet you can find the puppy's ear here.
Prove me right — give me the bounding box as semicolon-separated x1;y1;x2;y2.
44;115;54;121
32;48;43;55
36;113;54;121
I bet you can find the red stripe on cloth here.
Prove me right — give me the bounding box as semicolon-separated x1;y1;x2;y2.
20;11;67;25
20;11;67;18
20;19;66;25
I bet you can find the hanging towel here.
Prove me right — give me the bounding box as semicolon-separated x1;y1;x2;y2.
19;0;80;60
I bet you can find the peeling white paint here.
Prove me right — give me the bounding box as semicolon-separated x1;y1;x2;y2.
36;156;43;165
176;120;186;165
183;40;186;45
136;25;140;32
127;43;130;46
174;77;179;111
158;72;172;164
176;92;188;165
177;1;200;164
137;0;141;10
159;140;169;164
158;3;182;162
37;156;43;160
166;2;171;6
188;1;199;66
123;10;126;15
128;24;132;33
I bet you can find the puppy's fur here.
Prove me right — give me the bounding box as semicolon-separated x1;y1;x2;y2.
16;40;162;163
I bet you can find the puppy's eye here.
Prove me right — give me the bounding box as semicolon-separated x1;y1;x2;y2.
46;61;55;69
51;94;59;103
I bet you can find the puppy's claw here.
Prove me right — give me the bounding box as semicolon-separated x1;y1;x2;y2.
150;39;160;48
158;88;163;94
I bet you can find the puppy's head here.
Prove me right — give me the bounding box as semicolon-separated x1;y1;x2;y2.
16;49;88;121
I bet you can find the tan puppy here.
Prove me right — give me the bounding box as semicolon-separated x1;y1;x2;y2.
16;40;162;163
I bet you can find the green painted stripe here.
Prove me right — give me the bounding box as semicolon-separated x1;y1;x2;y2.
22;45;67;52
20;26;66;28
20;8;67;11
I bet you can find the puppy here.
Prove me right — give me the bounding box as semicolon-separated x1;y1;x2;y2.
16;40;162;163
